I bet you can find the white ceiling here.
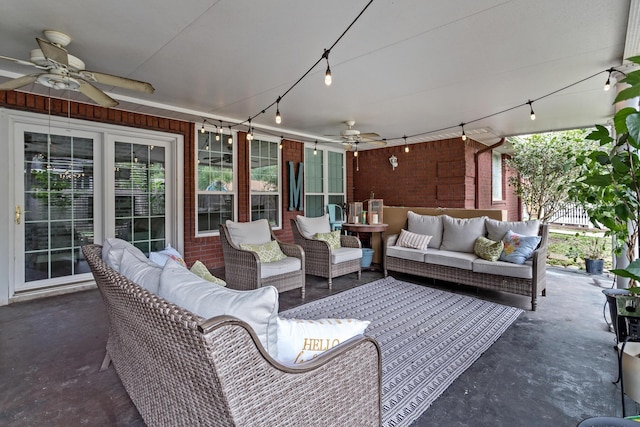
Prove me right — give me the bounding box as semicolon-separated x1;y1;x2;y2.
0;0;638;149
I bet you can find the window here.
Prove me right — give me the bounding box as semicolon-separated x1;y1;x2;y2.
492;151;503;201
196;129;236;235
304;146;345;217
250;136;281;227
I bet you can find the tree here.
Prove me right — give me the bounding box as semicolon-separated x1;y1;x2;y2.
570;56;640;272
505;129;596;222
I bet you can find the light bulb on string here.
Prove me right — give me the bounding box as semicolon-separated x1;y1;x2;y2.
279;137;284;150
527;100;536;120
200;121;205;134
215;128;220;141
323;49;332;86
604;68;613;91
228;126;233;144
275;97;282;124
314;141;318;155
460;123;467;141
404;136;409;153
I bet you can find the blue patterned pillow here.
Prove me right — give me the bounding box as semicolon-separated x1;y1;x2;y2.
499;230;541;264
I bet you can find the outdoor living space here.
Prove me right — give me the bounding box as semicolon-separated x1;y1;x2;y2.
1;1;640;426
0;266;633;426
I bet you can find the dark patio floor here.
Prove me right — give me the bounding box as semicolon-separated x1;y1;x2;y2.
0;266;636;426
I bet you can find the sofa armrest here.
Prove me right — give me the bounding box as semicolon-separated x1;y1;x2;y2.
278;241;305;260
340;234;362;249
200;316;382;426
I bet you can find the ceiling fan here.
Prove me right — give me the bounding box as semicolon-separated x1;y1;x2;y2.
0;30;155;107
326;120;387;150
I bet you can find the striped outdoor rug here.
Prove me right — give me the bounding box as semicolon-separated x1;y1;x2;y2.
280;276;522;427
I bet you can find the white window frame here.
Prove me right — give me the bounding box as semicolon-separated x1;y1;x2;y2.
195;126;237;237
304;144;346;216
249;134;282;229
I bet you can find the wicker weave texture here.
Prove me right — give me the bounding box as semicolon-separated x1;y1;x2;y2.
83;244;382;426
219;224;306;298
290;219;362;289
384;224;548;311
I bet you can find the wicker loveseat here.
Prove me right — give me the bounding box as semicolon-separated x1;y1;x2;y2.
83;243;382;426
384;212;548;310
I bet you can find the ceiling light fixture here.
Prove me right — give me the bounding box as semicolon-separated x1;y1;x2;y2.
527;100;536;120
404;136;409;153
323;49;332;86
460;123;467;141
275;96;282;124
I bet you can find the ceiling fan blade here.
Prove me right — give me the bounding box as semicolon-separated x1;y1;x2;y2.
366;139;387;147
36;37;68;67
0;74;39;90
0;55;38;68
359;132;380;139
78;80;118;107
80;70;155;94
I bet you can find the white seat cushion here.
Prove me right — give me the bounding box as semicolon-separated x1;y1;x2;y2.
158;259;279;356
386;245;428;262
261;256;302;278
225;219;272;246
296;215;331;238
331;247;362;264
473;258;533;279
424;249;478;270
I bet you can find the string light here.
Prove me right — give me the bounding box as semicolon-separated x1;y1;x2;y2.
275;97;282;124
353;145;358;157
604;68;614;91
323;49;332;86
404;136;409;153
460;123;467;141
527;100;536;120
279;137;284;150
314;140;318;155
200;121;205;134
228;126;233;144
246;118;253;141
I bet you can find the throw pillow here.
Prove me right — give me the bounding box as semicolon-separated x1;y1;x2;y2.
190;260;226;286
441;215;488;253
296;215;331;239
396;229;432;250
102;238;148;271
407;211;443;248
499;230;542;264
276;317;371;365
158;259;279;356
313;230;342;250
240;240;287;263
474;236;504;262
149;244;187;268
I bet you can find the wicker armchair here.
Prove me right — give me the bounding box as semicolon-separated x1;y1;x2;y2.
220;221;305;298
291;218;362;290
82;244;382;427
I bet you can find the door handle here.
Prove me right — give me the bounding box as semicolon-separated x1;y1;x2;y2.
15;205;20;225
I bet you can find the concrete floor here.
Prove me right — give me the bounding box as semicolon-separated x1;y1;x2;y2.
0;267;636;426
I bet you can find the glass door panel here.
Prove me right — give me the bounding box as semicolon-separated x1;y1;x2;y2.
21;131;94;287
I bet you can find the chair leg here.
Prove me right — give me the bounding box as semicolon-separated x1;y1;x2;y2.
357;270;361;280
328;277;332;291
100;350;112;371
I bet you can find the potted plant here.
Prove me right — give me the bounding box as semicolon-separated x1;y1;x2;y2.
566;234;607;274
569;55;640;285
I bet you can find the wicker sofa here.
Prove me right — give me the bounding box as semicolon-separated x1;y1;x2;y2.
83;243;382;426
384;212;548;310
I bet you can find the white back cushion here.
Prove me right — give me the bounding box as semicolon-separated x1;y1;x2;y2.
102;238;148;271
440;215;487;253
119;248;162;294
485;218;540;241
407;211;443;248
296;215;331;238
158;259;279;356
225;219;272;246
